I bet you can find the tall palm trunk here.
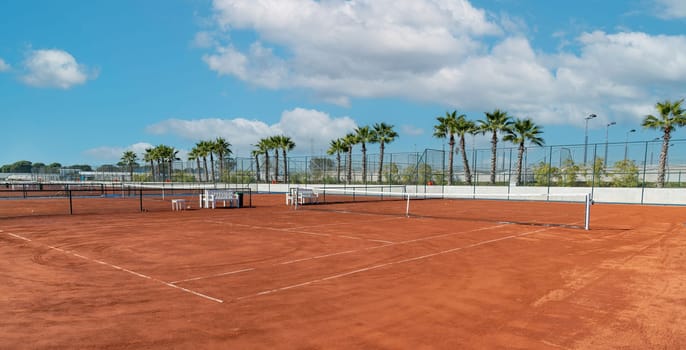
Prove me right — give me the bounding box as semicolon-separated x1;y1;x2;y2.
282;149;288;183
196;158;202;182
209;153;215;182
516;142;525;185
203;157;209;183
347;149;352;184
377;143;385;184
658;130;671;188
448;136;455;185
149;160;154;181
361;143;367;183
274;150;279;182
255;155;261;182
459;136;471;185
490;132;498;184
336;151;341;183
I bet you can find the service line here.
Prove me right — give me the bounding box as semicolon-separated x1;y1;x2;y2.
237;226;550;301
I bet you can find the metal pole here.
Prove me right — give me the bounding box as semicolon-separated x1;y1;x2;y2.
584;114;597;164
624;129;636;160
584;193;591;230
604;121;616;167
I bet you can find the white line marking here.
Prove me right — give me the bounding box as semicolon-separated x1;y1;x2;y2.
6;232;31;242
170;268;255;284
3;232;223;303
238;226;549;300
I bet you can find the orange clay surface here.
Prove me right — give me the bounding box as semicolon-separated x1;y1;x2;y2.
1;194;686;349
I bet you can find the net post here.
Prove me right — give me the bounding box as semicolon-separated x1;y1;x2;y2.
69;189;73;215
584;193;592;231
405;192;410;217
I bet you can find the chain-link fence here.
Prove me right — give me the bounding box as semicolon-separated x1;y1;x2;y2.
3;139;685;189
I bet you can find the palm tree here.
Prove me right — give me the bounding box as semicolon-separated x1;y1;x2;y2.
188;147;203;182
433;111;460;185
213;137;232;182
152;145;166;181
268;136;280;182
479;109;514;184
456;115;477;185
251;147;262;183
256;138;272;182
274;135;296;182
344;133;358;184
355;126;375;183
327;138;347;183
197;141;215;182
120;150;138;181
373;123;398;184
503;118;545;185
195;141;211;182
143;147;156;181
642;99;686;187
165;146;180;181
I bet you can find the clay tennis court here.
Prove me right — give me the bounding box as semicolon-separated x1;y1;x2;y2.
1;194;685;349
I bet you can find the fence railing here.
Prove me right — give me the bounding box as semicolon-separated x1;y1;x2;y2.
3;139;685;189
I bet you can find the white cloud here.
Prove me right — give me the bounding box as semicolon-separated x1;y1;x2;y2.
0;58;9;72
21;49;96;89
401;125;424;136
146;108;357;155
654;0;686;19
192;31;216;48
83;142;154;162
201;0;686;127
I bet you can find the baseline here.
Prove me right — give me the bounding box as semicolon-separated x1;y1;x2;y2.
2;231;223;303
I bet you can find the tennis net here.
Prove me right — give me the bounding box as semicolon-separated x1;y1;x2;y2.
298;187;593;230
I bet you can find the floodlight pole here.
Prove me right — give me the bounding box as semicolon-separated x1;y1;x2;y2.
604;121;616;167
583;114;597;164
624;129;636;160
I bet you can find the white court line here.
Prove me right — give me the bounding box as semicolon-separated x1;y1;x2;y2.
3;231;223;303
204;219;395;244
179;223;508;283
6;232;32;242
237;226;550;300
170;268;255;284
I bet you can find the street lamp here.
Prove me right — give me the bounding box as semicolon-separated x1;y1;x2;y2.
624;129;636;160
583;114;597;164
604;121;616;166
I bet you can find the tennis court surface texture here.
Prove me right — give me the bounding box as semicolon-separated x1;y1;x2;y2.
2;194;686;349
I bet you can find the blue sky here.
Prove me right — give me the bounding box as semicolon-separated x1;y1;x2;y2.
1;0;685;166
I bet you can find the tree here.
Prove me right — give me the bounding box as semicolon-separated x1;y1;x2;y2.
373;122;398;184
268;136;281;182
355;126;375;183
642;99;686;187
433;111;459;185
197;141;214;182
213;137;232;182
143;148;157;181
273;135;295;182
559;158;580;186
533;162;559;186
479;109;514;184
188;147;202;182
327;138;347;183
503;118;544;185
119;150;138;181
611;159;640;187
456;115;476;185
256;138;273;182
251;146;262;183
344;133;358;184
